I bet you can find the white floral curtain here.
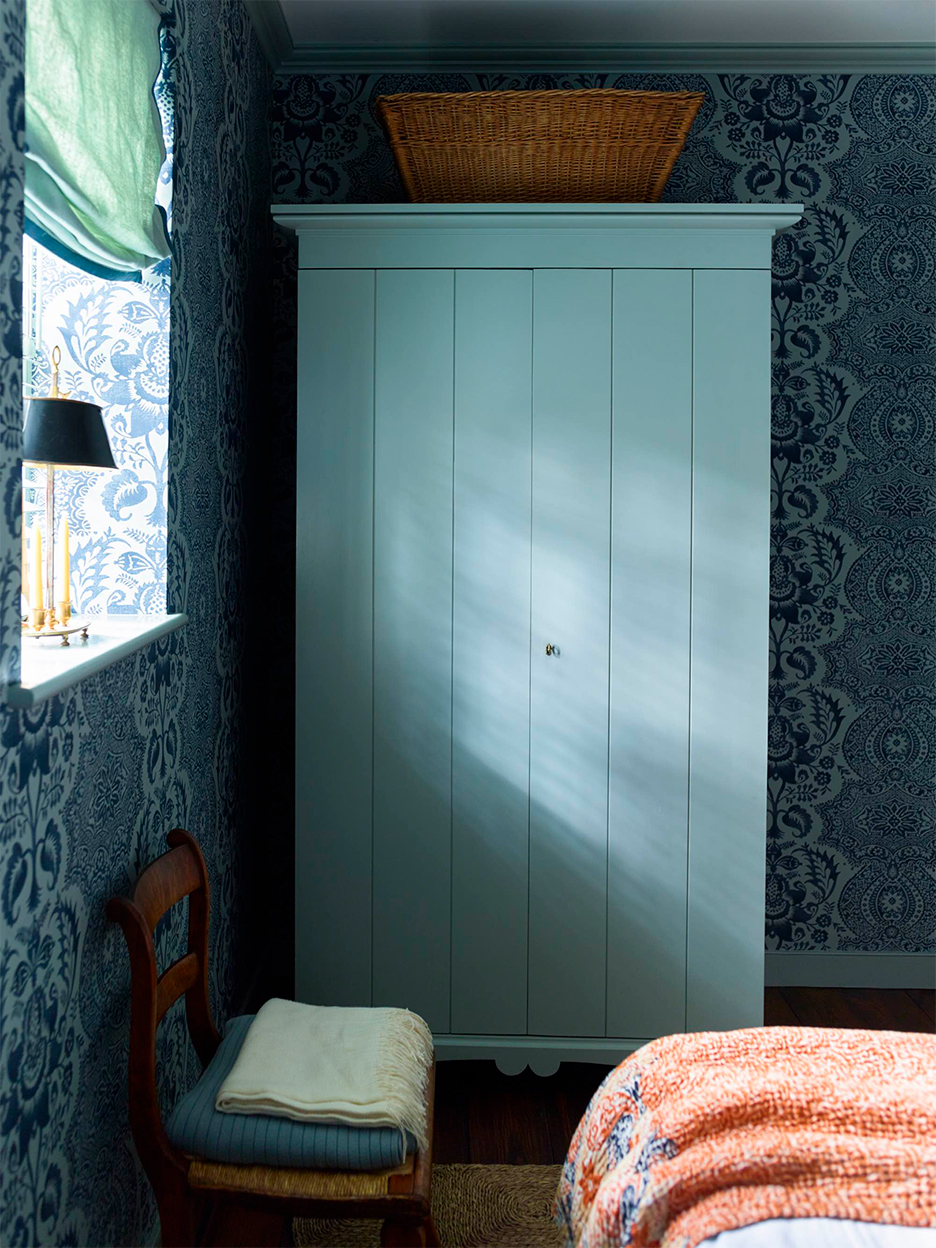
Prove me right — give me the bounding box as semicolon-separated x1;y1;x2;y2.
25;0;170;277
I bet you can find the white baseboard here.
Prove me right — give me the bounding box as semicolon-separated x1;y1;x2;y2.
766;952;935;989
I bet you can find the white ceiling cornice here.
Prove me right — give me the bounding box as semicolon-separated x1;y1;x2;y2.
244;1;936;75
275;41;936;75
243;0;294;68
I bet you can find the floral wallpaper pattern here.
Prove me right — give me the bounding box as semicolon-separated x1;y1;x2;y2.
22;241;170;615
0;3;272;1248
270;69;935;955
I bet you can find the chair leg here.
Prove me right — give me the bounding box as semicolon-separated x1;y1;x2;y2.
423;1212;441;1247
158;1192;197;1248
380;1217;427;1247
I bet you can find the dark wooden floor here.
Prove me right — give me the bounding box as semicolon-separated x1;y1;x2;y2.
204;986;934;1246
433;986;934;1166
434;983;936;1168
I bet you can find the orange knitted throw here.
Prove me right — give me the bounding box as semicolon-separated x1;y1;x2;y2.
556;1026;936;1248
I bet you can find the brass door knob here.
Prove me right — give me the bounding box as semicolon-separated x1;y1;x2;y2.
545;643;558;656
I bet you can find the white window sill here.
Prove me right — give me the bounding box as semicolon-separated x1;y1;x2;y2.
4;613;188;708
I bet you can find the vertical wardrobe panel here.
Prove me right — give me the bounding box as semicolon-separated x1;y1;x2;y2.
607;270;691;1038
688;269;771;1031
373;270;454;1032
295;269;374;1007
452;270;532;1036
529;269;612;1038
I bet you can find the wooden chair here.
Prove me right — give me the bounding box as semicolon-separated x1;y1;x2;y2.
107;829;439;1248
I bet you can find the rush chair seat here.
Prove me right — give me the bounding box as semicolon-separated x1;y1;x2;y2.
107;829;439;1248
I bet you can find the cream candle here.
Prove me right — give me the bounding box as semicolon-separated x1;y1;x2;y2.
32;527;43;608
59;519;70;605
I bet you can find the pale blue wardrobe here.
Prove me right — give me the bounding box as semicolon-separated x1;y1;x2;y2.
274;203;802;1073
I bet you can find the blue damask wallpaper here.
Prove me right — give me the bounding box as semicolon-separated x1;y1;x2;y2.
0;40;932;1248
270;70;935;956
0;3;272;1246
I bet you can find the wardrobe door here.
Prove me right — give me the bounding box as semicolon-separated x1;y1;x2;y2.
688;269;771;1031
373;270;454;1032
451;270;532;1036
607;270;691;1038
528;270;612;1038
295;269;374;1008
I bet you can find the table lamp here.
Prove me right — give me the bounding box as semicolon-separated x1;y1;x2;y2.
23;345;116;639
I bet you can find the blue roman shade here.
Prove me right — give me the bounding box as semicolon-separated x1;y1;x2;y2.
25;0;170;278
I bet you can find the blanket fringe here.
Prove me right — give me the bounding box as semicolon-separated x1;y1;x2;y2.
375;1009;434;1153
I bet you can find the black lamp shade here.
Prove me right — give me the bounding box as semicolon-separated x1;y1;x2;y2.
23;397;116;469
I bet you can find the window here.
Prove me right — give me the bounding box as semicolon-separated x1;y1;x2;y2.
21;0;172;623
22;243;170;615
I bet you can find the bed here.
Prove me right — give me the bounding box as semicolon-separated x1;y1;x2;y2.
701;1218;933;1247
556;1026;936;1248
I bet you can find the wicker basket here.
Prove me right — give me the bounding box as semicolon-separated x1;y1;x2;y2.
376;89;705;204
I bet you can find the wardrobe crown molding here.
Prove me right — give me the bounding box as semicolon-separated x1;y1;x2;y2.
272;202;806;235
272;202;805;272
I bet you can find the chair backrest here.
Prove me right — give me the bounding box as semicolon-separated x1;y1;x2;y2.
106;829;221;1185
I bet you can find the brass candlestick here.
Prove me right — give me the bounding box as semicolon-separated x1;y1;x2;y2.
21;614;90;646
22;349;73;640
21;342;116;644
43;459;59;632
44;349;67;628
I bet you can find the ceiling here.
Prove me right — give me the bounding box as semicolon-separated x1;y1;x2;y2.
245;0;936;72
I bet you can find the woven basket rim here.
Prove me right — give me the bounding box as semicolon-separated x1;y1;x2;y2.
377;88;706;106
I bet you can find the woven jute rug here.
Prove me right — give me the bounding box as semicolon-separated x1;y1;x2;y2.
293;1163;565;1247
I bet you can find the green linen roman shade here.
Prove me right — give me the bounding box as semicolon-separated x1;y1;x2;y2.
25;0;170;278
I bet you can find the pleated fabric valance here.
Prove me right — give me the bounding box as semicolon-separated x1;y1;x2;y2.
25;0;170;278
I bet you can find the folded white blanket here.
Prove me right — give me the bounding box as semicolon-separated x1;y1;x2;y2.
214;998;433;1151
